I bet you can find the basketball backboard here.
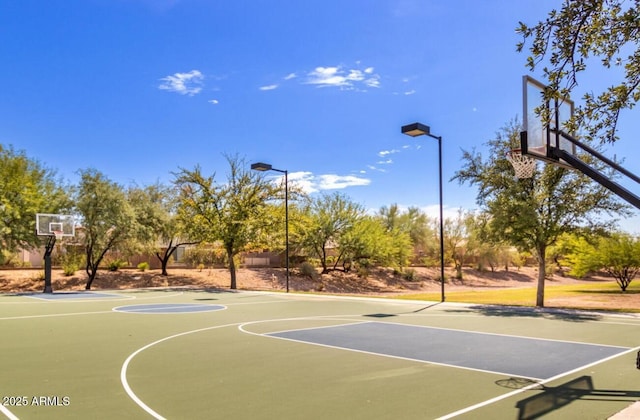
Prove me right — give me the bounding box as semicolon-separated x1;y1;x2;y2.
36;213;75;237
521;75;576;167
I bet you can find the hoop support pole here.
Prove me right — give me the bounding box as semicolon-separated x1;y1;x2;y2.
43;235;56;293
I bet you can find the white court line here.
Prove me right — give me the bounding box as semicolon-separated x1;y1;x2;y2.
120;314;367;418
0;291;185;304
0;402;19;420
120;322;244;419
437;345;640;420
369;319;632;350
240;318;636;399
241;319;546;381
0;310;114;321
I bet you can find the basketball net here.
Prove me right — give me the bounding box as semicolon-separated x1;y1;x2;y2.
52;230;64;241
506;149;536;179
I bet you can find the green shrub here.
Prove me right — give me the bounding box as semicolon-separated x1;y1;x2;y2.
421;256;439;268
305;258;320;267
356;266;369;279
402;268;417;281
57;250;83;276
108;259;126;272
184;245;225;268
63;263;79;276
357;258;371;268
137;262;150;272
299;262;318;280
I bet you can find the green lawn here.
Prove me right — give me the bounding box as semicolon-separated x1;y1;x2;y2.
392;280;640;312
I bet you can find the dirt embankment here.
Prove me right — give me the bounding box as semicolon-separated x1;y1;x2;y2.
0;266;636;312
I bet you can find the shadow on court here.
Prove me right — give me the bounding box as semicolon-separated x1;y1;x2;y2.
363;302;443;317
497;376;640;419
446;305;603;322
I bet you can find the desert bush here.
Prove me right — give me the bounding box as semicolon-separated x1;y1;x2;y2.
184;245;225;268
421;256;439;268
137;262;150;272
402;268;417;281
299;262;318;280
356;266;369;279
1;251;29;268
357;258;371;268
63;263;78;276
305;258;320;267
107;259;127;272
58;250;83;276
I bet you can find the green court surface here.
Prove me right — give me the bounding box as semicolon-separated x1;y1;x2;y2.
1;289;639;419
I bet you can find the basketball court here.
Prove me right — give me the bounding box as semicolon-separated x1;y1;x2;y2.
1;288;639;419
5;76;639;419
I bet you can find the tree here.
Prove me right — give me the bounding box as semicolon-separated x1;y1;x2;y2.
454;119;628;306
567;232;640;291
174;155;278;289
0;144;70;263
75;169;138;290
299;192;366;273
127;183;199;275
337;216;412;271
517;0;640;143
378;204;434;265
443;209;471;280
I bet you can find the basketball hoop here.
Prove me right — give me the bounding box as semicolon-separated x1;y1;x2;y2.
507;149;536;179
52;230;64;241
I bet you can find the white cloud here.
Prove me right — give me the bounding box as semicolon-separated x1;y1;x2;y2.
318;174;371;190
305;65;381;90
285;171;371;193
364;76;381;88
404;89;416;95
377;159;393;165
259;84;278;91
158;70;204;96
286;171;317;193
366;165;387;173
284;73;297;80
378;149;399;157
306;67;345;87
208;99;219;105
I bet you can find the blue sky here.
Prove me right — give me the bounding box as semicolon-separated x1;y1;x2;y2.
1;0;639;230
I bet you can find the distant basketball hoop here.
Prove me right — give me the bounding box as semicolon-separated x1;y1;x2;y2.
507;149;536;179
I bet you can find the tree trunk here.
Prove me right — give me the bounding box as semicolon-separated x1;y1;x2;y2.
85;263;98;290
535;245;546;307
321;243;329;274
227;249;237;289
156;240;200;276
156;246;177;276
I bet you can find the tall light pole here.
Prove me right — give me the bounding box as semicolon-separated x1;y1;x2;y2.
251;162;289;293
401;122;445;302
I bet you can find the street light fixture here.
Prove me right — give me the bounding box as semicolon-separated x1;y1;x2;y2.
251;162;290;293
401;122;445;302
